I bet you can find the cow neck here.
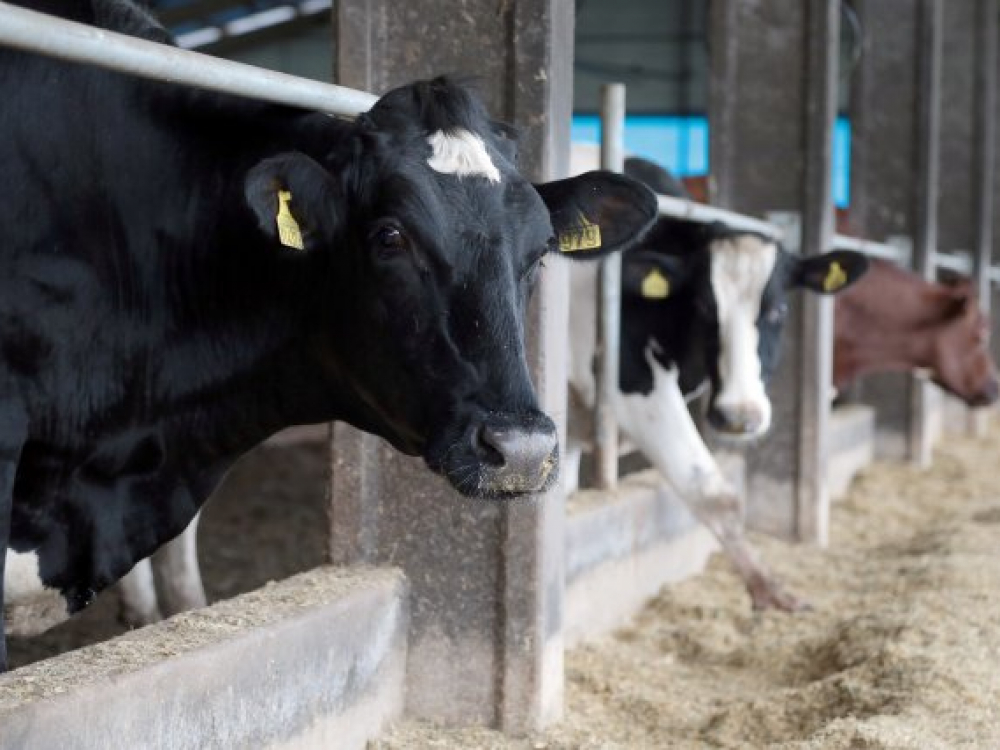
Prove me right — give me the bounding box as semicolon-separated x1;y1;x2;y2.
142;94;361;454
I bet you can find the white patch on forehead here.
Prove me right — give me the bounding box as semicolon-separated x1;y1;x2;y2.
426;129;501;184
4;548;69;636
709;235;779;434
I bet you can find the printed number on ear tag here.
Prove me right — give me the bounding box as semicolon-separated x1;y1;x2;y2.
642;268;670;299
276;190;305;250
823;261;847;292
558;215;602;253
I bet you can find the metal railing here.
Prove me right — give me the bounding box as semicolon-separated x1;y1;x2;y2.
656;196;782;238
834;231;1000;287
0;2;377;116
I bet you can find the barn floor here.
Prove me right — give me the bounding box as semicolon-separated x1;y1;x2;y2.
7;438;329;670
377;422;1000;749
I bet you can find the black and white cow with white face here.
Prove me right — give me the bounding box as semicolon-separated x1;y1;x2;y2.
566;157;867;610
0;0;658;665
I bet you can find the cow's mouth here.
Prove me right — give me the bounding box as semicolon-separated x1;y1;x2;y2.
706;403;771;442
426;412;560;500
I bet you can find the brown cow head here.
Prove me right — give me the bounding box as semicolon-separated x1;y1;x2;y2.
931;293;999;407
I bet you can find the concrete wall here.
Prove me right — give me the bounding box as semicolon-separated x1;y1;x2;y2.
0;568;407;750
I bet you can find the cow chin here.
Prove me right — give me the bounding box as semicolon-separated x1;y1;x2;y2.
706;402;772;444
424;412;560;500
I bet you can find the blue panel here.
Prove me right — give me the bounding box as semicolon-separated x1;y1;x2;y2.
571;115;709;178
573;114;853;207
833;117;851;209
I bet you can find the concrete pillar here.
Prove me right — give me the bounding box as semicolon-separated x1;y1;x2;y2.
846;0;929;459
708;0;839;544
329;1;573;733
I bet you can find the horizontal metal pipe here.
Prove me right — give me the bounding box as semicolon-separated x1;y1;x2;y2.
0;1;378;115
933;251;973;274
832;234;909;263
656;195;781;238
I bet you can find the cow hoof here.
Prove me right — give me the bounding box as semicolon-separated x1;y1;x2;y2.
749;582;812;613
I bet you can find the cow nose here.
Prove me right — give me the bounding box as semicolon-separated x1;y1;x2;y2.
476;422;558;494
972;378;1000;407
708;403;766;436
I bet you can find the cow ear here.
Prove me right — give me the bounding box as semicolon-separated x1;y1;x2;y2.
244;152;342;253
792;250;869;294
622;251;689;301
535;171;658;260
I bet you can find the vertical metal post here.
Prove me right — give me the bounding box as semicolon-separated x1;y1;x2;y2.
796;0;840;546
910;0;943;466
970;0;997;436
594;83;625;490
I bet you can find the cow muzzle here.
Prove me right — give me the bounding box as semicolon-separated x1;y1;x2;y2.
428;412;559;499
707;401;771;439
475;421;558;495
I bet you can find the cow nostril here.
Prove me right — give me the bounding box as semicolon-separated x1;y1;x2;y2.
473;425;506;466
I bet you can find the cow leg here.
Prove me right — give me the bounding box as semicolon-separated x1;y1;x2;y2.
0;403;27;672
115;559;163;627
615;362;809;612
150;512;206;617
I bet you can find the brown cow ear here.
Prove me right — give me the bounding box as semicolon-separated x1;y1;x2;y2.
793;250;869;294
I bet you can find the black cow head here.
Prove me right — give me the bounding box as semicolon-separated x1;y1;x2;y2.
623;220;867;439
244;78;657;499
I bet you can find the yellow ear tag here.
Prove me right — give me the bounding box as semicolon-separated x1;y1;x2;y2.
641;268;670;299
823;260;847;292
275;190;305;250
558;214;602;253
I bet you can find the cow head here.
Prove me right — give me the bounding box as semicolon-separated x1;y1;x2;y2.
623;223;868;439
930;292;999;407
244;78;657;499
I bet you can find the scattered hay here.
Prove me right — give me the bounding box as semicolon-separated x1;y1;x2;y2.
379;423;1000;749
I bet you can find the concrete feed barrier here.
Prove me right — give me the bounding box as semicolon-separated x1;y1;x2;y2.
0;566;408;750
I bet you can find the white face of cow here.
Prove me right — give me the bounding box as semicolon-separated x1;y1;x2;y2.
708;234;779;437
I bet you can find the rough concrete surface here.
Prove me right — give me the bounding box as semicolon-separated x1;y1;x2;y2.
0;566;408;750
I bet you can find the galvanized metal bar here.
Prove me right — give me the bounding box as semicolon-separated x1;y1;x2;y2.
832;234;910;264
795;0;840;546
594;83;626;491
0;1;378;115
933;250;974;275
655;196;782;238
973;0;997;306
968;0;996;438
909;0;944;467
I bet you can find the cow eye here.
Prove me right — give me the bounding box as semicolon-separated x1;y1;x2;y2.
373;225;409;254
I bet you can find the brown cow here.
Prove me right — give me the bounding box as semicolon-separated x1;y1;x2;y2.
834;259;999;406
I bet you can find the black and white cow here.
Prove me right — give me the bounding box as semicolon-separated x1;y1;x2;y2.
0;0;658;666
566;155;868;610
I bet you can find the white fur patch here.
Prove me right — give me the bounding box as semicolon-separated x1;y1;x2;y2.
709;235;778;435
614;352;731;500
4;548;69;636
427;129;501;183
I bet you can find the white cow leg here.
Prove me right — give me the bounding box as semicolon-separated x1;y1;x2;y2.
615;358;809;612
690;490;809;612
115;559;163;626
151;512;207;617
